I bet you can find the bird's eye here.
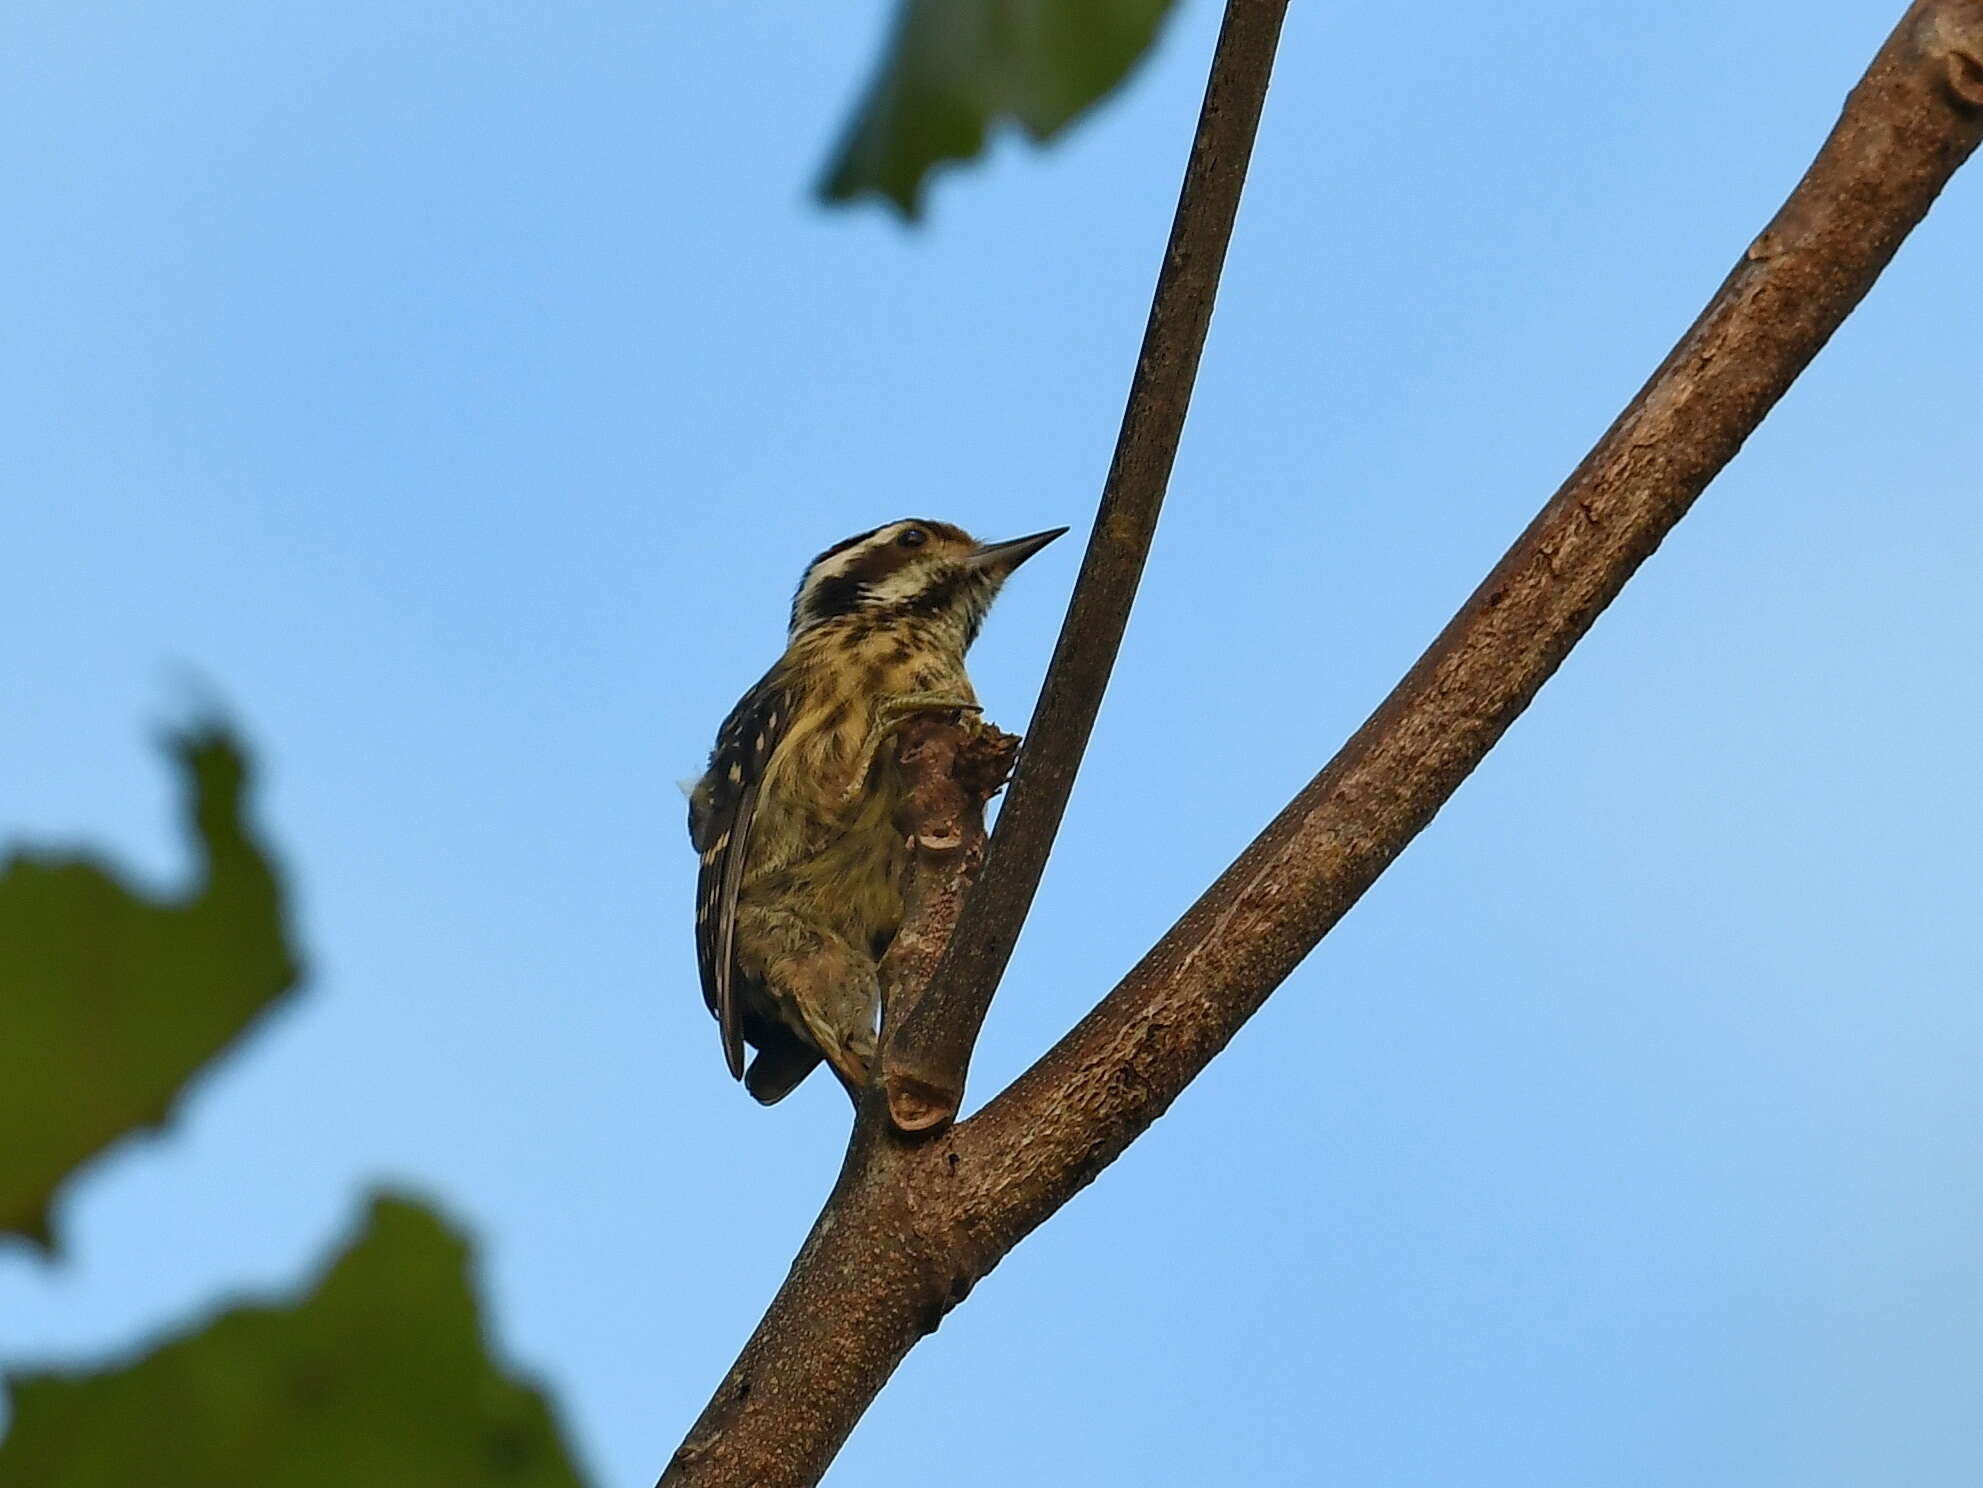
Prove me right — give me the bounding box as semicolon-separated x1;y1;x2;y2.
897;527;927;549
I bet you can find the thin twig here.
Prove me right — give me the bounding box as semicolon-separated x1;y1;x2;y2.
659;3;1983;1483
879;0;1295;1130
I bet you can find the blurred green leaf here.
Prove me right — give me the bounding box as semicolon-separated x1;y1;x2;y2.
0;1193;590;1487
0;725;300;1249
822;0;1178;217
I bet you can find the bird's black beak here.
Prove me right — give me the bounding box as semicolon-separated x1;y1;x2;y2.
968;526;1069;575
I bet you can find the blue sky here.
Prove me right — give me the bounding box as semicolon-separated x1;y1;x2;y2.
4;2;1981;1484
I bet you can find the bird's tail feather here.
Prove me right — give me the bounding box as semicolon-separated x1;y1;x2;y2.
745;1041;823;1104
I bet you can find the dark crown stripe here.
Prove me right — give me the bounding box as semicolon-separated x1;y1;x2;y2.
805;524;885;573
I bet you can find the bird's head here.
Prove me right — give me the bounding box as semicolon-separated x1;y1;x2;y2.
789;519;1066;644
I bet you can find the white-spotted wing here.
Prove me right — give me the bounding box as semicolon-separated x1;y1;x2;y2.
688;670;787;1080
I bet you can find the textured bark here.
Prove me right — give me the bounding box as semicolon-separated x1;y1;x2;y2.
875;718;1019;1129
661;3;1983;1484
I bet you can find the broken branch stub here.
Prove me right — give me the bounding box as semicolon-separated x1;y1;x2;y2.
876;716;1018;1130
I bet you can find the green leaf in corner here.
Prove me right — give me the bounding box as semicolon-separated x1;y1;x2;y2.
0;725;301;1250
0;1193;590;1487
821;0;1179;217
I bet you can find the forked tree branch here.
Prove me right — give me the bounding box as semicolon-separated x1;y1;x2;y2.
880;0;1295;1130
661;3;1983;1483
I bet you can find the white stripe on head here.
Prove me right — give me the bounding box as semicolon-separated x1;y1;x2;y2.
805;524;903;585
863;562;937;607
789;521;907;634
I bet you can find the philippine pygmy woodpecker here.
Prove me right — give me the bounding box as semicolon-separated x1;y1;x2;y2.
688;518;1064;1103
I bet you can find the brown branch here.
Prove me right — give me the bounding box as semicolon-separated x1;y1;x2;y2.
879;0;1295;1130
874;716;1019;1127
659;3;1983;1483
955;0;1983;1245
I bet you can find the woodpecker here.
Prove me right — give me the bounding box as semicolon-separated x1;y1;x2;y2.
688;518;1065;1104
